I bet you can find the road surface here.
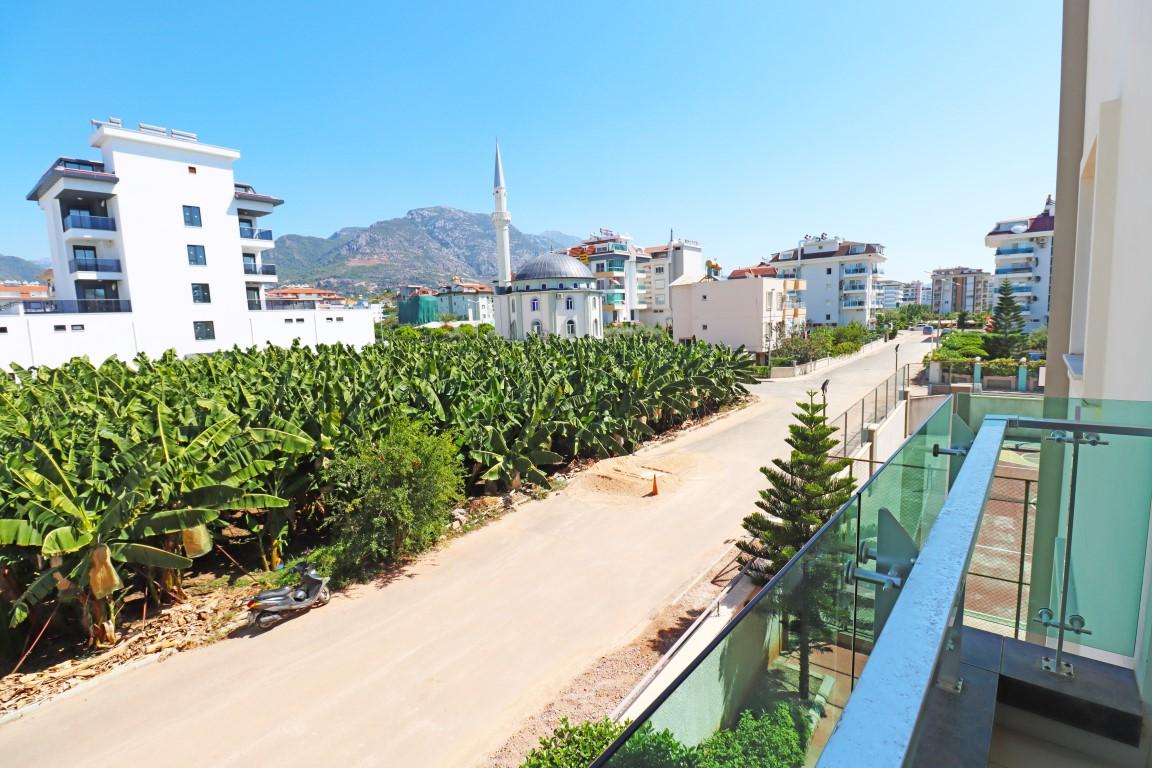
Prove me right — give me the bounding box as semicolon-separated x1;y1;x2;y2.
0;333;921;767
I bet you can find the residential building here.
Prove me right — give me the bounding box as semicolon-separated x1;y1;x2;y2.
0;283;48;302
592;6;1152;768
873;279;906;310
985;196;1056;332
436;279;494;323
930;266;994;314
490;147;603;340
764;235;886;327
670;275;806;363
902;279;931;306
638;238;706;328
265;286;348;308
568;229;649;326
4;119;372;369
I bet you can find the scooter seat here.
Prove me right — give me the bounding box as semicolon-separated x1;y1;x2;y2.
254;586;293;600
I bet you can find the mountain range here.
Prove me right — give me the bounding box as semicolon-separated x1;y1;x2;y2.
268;207;580;293
0;253;47;283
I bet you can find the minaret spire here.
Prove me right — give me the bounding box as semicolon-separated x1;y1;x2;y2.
494;142;506;190
492;143;512;289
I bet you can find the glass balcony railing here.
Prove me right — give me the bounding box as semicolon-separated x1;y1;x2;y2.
592;398;960;767
603;292;626;305
62;213;116;232
841;281;867;291
1011;284;1032;293
597;260;627;272
995;266;1033;275
843;267;868;275
996;244;1035;256
20;299;131;314
263;299;316;310
239;226;274;240
243;263;278;275
68;258;121;273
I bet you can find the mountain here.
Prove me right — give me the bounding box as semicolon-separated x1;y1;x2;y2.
0;253;48;283
268;207;580;293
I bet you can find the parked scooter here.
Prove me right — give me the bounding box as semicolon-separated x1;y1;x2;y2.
246;561;331;630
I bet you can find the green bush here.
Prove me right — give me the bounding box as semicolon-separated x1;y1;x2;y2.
616;724;697;767
695;704;809;768
477;322;496;335
520;718;625;768
832;322;868;347
831;341;860;356
939;331;987;357
323;419;463;582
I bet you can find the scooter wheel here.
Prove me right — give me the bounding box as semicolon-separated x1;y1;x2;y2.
316;585;331;607
255;612;282;630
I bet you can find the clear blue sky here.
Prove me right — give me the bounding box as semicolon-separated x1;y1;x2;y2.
0;1;1060;282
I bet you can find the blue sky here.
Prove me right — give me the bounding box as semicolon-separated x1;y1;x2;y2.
0;1;1060;282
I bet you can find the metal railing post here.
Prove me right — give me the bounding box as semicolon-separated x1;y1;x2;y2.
1015;478;1030;640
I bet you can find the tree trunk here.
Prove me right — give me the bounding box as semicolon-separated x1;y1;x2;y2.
84;595;118;648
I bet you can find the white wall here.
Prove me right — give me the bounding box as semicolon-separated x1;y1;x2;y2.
670;278;800;354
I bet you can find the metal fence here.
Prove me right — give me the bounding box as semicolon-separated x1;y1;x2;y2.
963;474;1036;638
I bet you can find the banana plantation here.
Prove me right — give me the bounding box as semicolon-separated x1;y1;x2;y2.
0;333;754;656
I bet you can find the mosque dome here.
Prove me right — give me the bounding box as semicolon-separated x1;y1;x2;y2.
513;253;595;282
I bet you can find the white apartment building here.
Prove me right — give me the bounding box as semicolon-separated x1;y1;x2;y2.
568;229;649;326
985;196;1055;332
638;238;706;328
436;280;494;323
5;119;372;369
764;235;886;327
874;279;905;310
670;275;806;363
930;266;994;315
903;279;931;306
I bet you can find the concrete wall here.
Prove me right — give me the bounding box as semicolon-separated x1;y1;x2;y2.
670;277;802;354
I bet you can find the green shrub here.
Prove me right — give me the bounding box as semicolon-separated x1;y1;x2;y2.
831;341;860;357
695;704;809;768
456;323;477;337
477;322;495;335
520;718;625;768
616;724;697;767
939;331;987;357
832;322;868;347
323;420;463;582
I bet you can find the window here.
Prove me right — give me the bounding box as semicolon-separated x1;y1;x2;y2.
54;325;66;332
187;245;207;265
188;166;197;175
183;205;202;227
0;327;6;334
566;319;576;336
531;320;542;336
825;314;831;321
191;283;211;303
325;317;334;322
565;297;574;310
531;298;540;311
702;324;709;330
656;295;666;305
70;324;85;331
655;266;665;274
826;267;832;275
702;295;708;301
284;318;293;325
193;321;215;340
72;245;97;268
337;317;344;322
295;318;304;323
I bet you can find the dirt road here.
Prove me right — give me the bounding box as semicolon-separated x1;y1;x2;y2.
0;333;920;767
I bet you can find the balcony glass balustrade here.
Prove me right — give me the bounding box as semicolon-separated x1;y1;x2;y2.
68;258;121;273
239;226;274;240
996;244;1035;256
62;213;116;232
995;266;1033;275
20;299;131;313
243;263;278;275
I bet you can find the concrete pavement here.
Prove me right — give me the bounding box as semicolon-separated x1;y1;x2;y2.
0;333;916;767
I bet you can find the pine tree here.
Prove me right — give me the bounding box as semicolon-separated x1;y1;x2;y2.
986;278;1026;358
737;391;856;699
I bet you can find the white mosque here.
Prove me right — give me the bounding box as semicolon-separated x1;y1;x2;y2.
491;146;604;340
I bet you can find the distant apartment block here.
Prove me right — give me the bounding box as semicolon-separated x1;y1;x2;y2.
670;273;806;363
930;266;994;315
436;279;494;323
568;228;650;326
764;235;886;327
4;119;372;368
638;238;706;328
873;279;905;310
985;196;1055;332
904;279;931;306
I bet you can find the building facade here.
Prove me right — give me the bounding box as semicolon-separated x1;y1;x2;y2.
6;119;372;368
764;235;886;327
568;229;649;326
929;266;994;315
638;239;705;328
985;196;1055;332
670;275;806;363
436;280;494;323
489;147;603;340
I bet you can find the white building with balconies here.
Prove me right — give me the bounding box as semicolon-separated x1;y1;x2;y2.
985;196;1055;332
764;235;886;327
568;229;650;326
3;118;374;369
638;238;706;328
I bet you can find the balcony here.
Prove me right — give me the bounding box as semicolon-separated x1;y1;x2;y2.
19;299;131;314
995;266;1033;275
843;267;868;275
239;226;274;241
68;258;121;274
995;244;1035;256
603;292;626;306
260;299;317;310
841;299;867;308
841;281;867;292
592;394;1152;768
243;263;278;276
595;260;627;276
62;214;116;233
1011;284;1033;293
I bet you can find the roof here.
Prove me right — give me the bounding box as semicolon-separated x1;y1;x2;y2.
986;201;1055;237
512;253;595;281
26;158;119;201
266;287;344;300
235;189;284;206
729;265;778;279
440;282;493;294
767;241;884;263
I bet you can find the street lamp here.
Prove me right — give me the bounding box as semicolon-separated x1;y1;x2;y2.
821;378;830;407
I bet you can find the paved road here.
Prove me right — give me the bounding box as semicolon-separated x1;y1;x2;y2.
0;333;920;767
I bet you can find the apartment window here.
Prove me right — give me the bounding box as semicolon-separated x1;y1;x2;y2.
295;318;304;323
702;295;708;301
531;298;540;311
531;320;542;335
183;205;202;227
53;325;66;332
702;324;708;331
284;318;293;325
336;317;344;322
826;314;831;321
655;266;665;274
325;317;334;323
0;327;6;334
72;245;97;268
656;295;666;305
826;267;832;275
71;324;85;332
191;283;212;303
565;297;574;310
188;166;197;175
566;319;576;336
193;321;215;340
187;245;207;265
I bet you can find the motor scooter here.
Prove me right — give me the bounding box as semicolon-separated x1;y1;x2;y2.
246;561;331;630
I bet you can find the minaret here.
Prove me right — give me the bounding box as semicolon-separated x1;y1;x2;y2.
492;144;512;288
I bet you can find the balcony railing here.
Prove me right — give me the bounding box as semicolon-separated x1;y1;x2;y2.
841;281;867;291
239;226;274;241
1011;284;1032;293
596;260;627;273
995;266;1032;275
247;299;262;310
591;398;960;767
843;267;868;275
243;263;278;275
603;292;626;305
62;214;116;232
261;299;316;310
995;244;1035;256
20;299;131;314
68;258;121;273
